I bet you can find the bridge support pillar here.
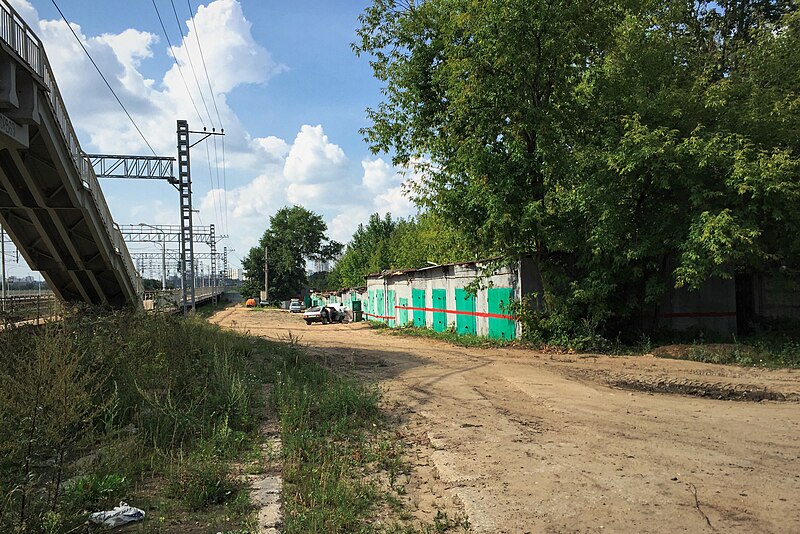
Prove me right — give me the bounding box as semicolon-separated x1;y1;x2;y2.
0;54;18;109
6;70;39;125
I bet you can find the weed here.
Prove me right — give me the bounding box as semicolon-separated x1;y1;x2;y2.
378;323;511;348
269;349;384;532
173;450;240;511
64;473;127;512
0;310;265;532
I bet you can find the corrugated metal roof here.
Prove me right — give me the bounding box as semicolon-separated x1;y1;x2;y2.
364;257;503;280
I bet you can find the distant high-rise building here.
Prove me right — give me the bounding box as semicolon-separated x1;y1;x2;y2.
314;259;330;273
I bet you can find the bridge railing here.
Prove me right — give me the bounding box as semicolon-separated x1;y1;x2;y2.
0;3;41;76
0;0;143;301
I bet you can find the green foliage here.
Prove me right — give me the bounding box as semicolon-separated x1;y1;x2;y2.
172;449;240;511
382;323;509;348
270;352;381;532
242;205;343;300
270;346;468;532
64;474;127;512
355;0;800;340
328;211;478;289
0;311;263;532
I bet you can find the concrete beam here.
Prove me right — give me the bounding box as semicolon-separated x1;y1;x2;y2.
0;54;19;109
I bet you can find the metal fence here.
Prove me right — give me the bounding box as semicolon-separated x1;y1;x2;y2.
143;286;225;312
0;295;60;328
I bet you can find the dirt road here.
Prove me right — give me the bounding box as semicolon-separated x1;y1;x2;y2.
213;307;800;533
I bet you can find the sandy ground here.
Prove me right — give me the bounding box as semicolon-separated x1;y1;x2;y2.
212;307;800;534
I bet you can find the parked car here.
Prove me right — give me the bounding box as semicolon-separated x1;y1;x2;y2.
289;299;303;313
303;303;346;325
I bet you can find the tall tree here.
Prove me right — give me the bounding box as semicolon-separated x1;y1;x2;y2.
355;0;800;336
242;206;342;300
328;213;397;288
328;211;478;288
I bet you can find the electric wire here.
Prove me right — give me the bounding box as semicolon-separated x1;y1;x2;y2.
204;135;222;235
185;0;227;236
211;136;225;236
150;0;205;128
185;0;222;127
221;136;229;235
50;0;157;156
173;0;224;236
169;0;214;128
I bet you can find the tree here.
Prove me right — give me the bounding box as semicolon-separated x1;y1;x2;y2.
241;206;342;300
355;0;800;338
327;211;478;289
328;213;397;288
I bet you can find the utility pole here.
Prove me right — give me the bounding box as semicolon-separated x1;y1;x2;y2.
223;246;228;285
268;245;269;302
93;124;223;314
1;225;6;304
176;120;195;314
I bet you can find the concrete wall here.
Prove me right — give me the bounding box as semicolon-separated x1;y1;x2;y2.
752;274;800;319
657;276;737;337
362;260;523;340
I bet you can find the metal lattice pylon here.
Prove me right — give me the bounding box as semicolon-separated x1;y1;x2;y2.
177;120;195;314
210;224;217;287
223;246;228;283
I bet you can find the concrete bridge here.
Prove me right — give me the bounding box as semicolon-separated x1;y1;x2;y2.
0;1;143;307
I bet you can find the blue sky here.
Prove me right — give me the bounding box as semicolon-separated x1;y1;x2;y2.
5;0;415;280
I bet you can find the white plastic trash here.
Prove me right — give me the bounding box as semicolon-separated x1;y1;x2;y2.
89;502;145;528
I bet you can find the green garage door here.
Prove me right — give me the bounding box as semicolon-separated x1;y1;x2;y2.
455;288;476;335
398;298;409;326
488;287;516;340
376;289;385;322
432;289;447;332
388;290;396;327
412;289;426;328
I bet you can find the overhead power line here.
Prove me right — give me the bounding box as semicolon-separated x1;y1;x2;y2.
221;135;229;234
204;134;222;232
150;0;205;127
50;0;157;156
185;0;227;236
169;0;214;127
186;0;223;127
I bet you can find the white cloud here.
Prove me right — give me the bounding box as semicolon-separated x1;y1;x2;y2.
28;0;285;158
207;126;417;247
8;0;37;26
98;29;157;71
7;0;417;271
284;125;347;183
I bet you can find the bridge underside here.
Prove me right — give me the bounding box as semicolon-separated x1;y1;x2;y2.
0;50;140;307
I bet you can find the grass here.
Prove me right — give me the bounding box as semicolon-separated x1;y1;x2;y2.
264;341;468;533
0;305;469;533
658;336;800;368
370;321;513;349
0;309;268;533
368;318;800;369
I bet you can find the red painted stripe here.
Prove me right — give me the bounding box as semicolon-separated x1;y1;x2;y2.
658;311;737;318
363;312;397;320
395;305;516;321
